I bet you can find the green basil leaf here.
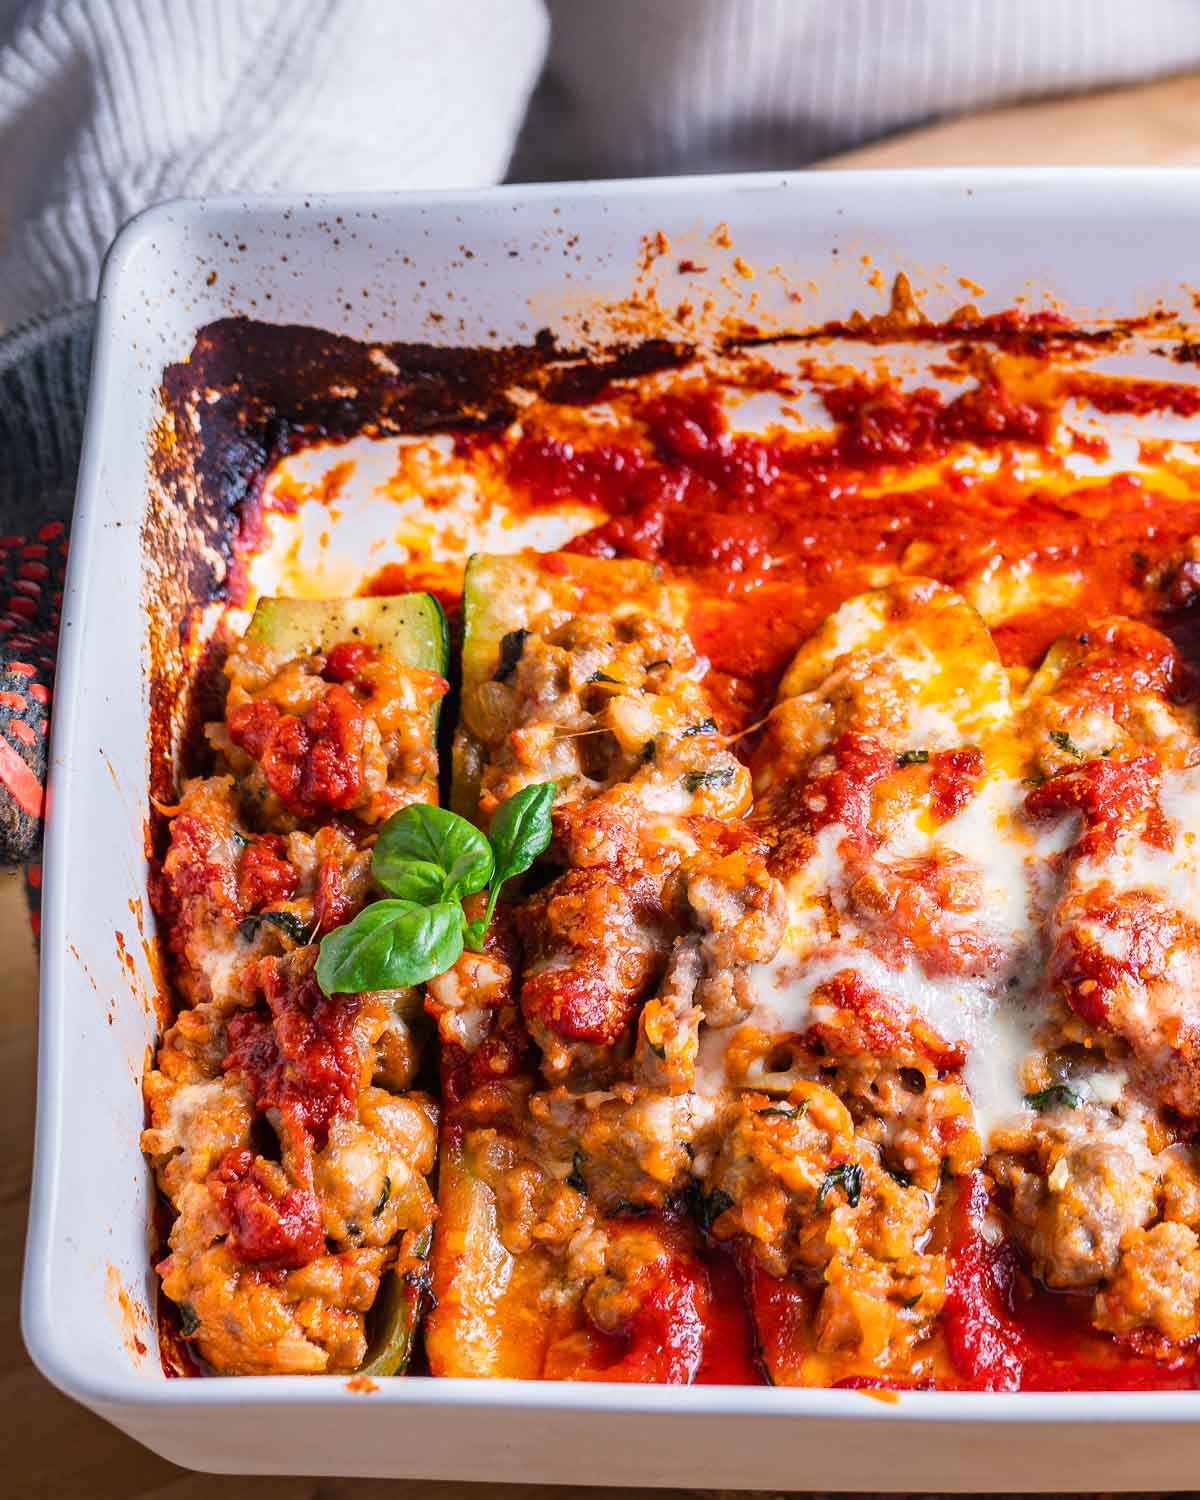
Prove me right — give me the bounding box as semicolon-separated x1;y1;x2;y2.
566;1150;588;1194
1024;1083;1081;1112
685;1183;734;1234
464;781;557;952
816;1161;863;1210
372;858;454;907
239;909;309;945
372;803;493;903
1048;728;1084;760
488;780;557;885
683;766;735;793
316;899;464;994
759;1100;807;1119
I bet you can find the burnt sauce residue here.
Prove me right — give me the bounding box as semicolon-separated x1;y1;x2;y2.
146;318;692;807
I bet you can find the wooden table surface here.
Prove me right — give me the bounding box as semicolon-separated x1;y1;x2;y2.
10;70;1200;1500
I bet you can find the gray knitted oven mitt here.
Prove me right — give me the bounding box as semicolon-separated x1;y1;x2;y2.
0;305;93;906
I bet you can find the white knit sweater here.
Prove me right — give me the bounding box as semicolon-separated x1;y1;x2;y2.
0;0;548;327
2;0;1200;329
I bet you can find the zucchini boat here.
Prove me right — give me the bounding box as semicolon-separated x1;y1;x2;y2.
425;1128;578;1378
435;552;671;1376
144;594;446;1377
427;552;755;1382
737;582;1200;1388
451;549;673;817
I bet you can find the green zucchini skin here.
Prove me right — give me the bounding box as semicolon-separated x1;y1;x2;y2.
246;592;448;714
357;1226;433;1378
245;591;446;1377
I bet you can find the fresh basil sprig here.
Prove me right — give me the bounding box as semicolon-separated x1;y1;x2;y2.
816;1161;863;1210
464;780;557;950
315;782;556;996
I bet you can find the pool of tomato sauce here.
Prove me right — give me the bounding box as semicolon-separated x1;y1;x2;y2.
740;1173;1200;1392
560;1214;765;1385
354;350;1200;1390
942;1174;1200;1391
406;369;1200;732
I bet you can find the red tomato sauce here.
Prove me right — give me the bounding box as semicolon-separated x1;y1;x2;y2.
742;1253;822;1386
228;683;368;820
1024;751;1161;863
209;1146;324;1270
1067;374;1200;418
796;731;896;853
694;1242;765;1385
481;371;1200;725
944;1174;1200;1392
928;747;985;824
579;1252;709;1384
237;834;298;909
223;958;362;1148
803;967;966;1074
566;1217;764;1385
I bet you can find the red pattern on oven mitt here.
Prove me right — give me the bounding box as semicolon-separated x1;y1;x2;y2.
0;303;93;915
0;522;65;869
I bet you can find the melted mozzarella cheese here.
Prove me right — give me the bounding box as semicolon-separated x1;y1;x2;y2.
705;773;1082;1140
906;657;1013;749
773;581;1014;760
165;1079;228;1137
202;930;254;1007
1075;764;1200;916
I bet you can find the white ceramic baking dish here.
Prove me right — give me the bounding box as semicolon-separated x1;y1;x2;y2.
22;169;1200;1488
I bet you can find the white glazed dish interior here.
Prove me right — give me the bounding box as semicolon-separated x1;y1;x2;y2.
21;169;1200;1488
